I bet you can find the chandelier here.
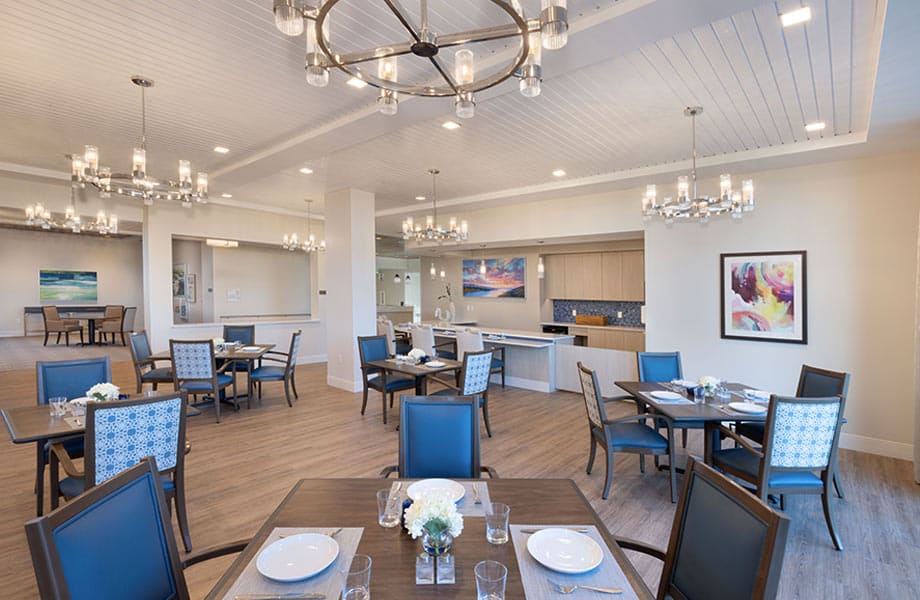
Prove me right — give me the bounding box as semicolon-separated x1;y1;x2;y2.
282;199;326;252
25;189;118;235
403;169;468;243
69;76;208;207
642;107;754;223
272;0;569;118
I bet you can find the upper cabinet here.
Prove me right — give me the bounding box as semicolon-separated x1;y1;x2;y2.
543;250;644;301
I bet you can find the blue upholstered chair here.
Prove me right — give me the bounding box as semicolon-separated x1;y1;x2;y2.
712;395;846;550
431;348;495;437
26;458;247;600
249;330;301;407
578;362;677;502
357;335;415;425
33;357;111;516
170;339;236;423
221;324;256;373
735;364;850;498
616;458;790;600
48;393;193;552
637;351;697;449
381;396;497;478
128;331;174;394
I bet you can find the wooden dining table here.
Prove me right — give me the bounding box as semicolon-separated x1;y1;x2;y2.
614;381;767;464
205;478;654;600
366;358;462;395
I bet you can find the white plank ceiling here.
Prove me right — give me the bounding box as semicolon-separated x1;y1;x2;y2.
0;0;908;225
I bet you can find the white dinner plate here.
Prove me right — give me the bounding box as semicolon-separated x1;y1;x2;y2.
650;391;682;400
241;346;261;352
256;533;339;583
68;397;89;406
406;478;465;503
744;389;771;402
728;402;768;414
526;528;604;574
671;379;697;388
425;360;446;368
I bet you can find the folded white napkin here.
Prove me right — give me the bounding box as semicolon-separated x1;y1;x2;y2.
671;379;697;388
744;389;771;401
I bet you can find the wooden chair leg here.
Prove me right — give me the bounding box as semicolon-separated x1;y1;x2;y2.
681;428;688;448
43;332;49;346
382;391;388;425
79;329;84;345
639;454;646;474
361;386;369;415
291;370;299;399
152;382;158;391
586;433;597;474
779;494;786;511
832;456;845;499
667;426;677;503
49;452;60;510
65;331;70;346
173;484;193;552
284;378;293;407
56;332;62;344
822;484;843;551
602;447;614;500
35;446;45;516
121;332;127;346
480;396;492;438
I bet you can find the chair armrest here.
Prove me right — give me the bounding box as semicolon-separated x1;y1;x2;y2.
379;465;398;478
603;413;671;427
263;350;290;358
614;536;667;562
181;539;250;568
717;424;764;457
602;394;636;403
215;362;235;374
492;346;505;360
433;341;454;351
481;466;499;479
257;357;288;365
428;376;460;391
49;443;83;479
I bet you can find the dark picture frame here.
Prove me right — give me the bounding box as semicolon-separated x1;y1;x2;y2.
720;250;807;344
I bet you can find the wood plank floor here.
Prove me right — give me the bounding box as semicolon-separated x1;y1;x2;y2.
0;352;918;597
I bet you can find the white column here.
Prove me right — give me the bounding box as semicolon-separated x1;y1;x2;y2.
324;188;376;391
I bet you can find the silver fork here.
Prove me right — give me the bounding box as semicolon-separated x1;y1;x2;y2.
472;483;482;505
550;581;623;595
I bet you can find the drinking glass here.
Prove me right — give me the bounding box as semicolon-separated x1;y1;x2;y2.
692;386;705;404
376;489;399;528
475;560;507;600
49;397;67;416
342;554;372;600
716;383;731;404
485;502;510;545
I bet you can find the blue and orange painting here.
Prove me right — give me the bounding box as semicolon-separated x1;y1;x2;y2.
39;270;98;302
462;258;525;298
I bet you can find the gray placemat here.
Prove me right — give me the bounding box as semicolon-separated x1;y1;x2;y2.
397;481;492;517
509;525;641;600
640;391;693;405
220;527;363;600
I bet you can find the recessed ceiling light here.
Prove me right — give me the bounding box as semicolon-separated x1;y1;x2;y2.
220;193;233;198
805;121;826;132
213;146;230;154
442;121;461;130
299;167;313;175
552;169;566;177
415;195;427;201
780;6;812;27
346;76;368;89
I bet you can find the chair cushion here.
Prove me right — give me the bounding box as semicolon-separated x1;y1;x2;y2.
367;375;416;392
712;447;823;490
491;357;504;369
60;473;175;499
140;367;173;382
605;422;669;450
181;373;232;392
735;422;765;443
250;365;286;381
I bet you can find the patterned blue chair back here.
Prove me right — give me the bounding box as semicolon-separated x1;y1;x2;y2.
223;325;255;345
765;396;842;470
577;362;608;430
637;352;683;382
170;340;215;380
37;357;112;404
358;335;389;366
86;394;185;486
129;331;153;362
460;349;493;395
25;458;190;600
399;396;481;478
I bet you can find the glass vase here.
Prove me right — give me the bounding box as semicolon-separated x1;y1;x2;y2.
421;530;454;556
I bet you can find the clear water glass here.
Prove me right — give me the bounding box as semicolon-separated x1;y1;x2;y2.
716;383;731;404
376;489;399;528
485;502;510;544
692;386;705;404
475;560;507;600
342;554;372;600
49;397;67;416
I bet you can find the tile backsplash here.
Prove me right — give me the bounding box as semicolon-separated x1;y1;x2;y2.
553;300;645;328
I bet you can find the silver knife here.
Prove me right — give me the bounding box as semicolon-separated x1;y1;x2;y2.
233;594;325;600
386;481;402;513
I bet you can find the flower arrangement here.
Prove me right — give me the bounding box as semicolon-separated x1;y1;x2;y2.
212;337;225;347
697;376;721;397
403;495;464;541
407;347;427;362
86;382;120;402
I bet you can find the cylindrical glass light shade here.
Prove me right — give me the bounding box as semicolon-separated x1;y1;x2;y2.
537;256;545;279
454;49;475;85
378;52;397;82
456;92;475;119
132;148;146;184
540;0;568;50
426;215;434;229
178;160;191;186
430;262;437;279
273;0;304;36
83;145;98;175
108;215;118;233
196;172;209;200
520;32;543;97
677;176;689;201
377;89;398;116
460;220;469;237
305;16;329;87
741;179;754;211
71;155;85;187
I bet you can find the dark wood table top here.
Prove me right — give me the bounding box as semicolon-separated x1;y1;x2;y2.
149;343;275;362
367;358;462;378
615;381;767;423
2;405;83;444
205;478;653;600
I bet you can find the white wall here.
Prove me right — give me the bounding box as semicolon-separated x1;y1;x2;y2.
211;243;310;320
0;227;144;336
171;238;204;323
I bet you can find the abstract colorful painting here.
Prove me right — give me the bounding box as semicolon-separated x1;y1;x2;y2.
721;251;807;344
462;258;525;298
39;270;98;302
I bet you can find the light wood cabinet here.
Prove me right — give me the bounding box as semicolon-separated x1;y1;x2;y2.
601;252;623;300
622;330;646;352
582;253;603;300
543;254;566;299
582;327;646;351
621;251;645;301
543;250;644;302
564;254;585;299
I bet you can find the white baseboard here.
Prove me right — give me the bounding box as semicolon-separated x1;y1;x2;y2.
0;330;27;338
839;432;913;461
297;354;327;365
327;374;362;393
492;374;551;393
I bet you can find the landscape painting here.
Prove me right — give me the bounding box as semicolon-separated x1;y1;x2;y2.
39;270;98;302
462;258;525;298
720;251;807;344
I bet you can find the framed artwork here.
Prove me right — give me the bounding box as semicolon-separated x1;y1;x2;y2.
462;258;525;298
721;251;807;344
186;274;197;303
172;263;187;298
39;270;98;302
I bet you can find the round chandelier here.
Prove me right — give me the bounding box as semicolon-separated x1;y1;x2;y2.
272;0;570;118
282;199;326;252
642;107;754;224
69;76;209;207
403;169;469;243
25;188;118;235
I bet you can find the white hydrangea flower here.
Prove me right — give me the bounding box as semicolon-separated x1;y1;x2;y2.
86;382;120;401
407;348;427;361
697;375;721;395
403;495;464;539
